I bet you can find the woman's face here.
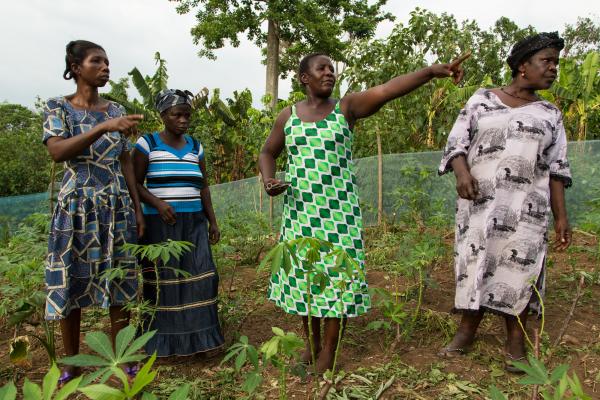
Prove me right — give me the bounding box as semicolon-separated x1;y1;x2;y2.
161;104;192;135
521;47;560;90
301;55;336;97
73;48;110;87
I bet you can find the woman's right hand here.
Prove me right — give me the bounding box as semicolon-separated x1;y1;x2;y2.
455;171;479;200
100;115;143;136
264;178;289;197
156;200;177;225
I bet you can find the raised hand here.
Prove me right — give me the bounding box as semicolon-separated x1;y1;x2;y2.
430;51;471;84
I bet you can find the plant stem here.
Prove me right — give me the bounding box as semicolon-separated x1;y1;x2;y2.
406;267;424;339
305;268;319;395
280;364;286;400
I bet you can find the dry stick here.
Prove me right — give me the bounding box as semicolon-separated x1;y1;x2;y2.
551;275;586;349
532;328;540;400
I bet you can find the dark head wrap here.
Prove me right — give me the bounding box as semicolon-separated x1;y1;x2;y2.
155;89;194;114
507;32;564;73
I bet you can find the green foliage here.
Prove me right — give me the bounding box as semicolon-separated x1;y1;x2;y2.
172;0;392;77
190;88;272;183
121;239;194;267
0;327;190;400
0;214;56;363
0;103;50;196
222;328;305;397
489;355;592;400
345;8;600;152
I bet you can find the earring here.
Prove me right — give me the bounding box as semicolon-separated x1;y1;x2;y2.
521;72;525;78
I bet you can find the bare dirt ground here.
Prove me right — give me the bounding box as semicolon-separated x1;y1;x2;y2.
1;230;599;399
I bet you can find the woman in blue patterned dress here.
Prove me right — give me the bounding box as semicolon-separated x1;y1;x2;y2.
131;89;224;357
43;40;144;383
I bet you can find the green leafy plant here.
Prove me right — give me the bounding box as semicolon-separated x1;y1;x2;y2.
489;355;592;400
0;363;81;400
61;325;155;386
259;237;364;396
221;335;263;395
120;240;194;327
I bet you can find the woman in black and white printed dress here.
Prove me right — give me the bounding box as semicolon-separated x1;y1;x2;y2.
437;32;572;372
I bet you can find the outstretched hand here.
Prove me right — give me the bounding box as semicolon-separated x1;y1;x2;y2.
430;51;471;84
101;114;144;137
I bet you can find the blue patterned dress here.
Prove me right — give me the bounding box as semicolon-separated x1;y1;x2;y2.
43;97;138;320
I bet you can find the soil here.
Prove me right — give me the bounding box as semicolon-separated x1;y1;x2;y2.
1;230;599;399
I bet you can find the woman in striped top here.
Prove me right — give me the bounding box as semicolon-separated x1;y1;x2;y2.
132;89;224;357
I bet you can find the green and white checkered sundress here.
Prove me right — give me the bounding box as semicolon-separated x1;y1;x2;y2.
268;101;371;318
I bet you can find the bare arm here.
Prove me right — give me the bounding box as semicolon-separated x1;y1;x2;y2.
550;178;570;251
342;53;470;126
46;115;143;162
199;159;220;244
120;149;145;238
258;107;291;196
132;148;177;225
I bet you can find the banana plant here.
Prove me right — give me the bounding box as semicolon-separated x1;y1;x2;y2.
542;51;600;140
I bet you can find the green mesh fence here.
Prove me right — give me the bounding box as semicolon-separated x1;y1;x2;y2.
1;140;598;228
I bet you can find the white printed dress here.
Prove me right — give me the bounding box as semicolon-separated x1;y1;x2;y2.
439;89;572;316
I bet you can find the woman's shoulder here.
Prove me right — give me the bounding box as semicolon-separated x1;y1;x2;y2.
44;96;68;110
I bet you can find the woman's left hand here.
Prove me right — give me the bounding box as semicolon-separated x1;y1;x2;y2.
430;51;471;84
553;217;571;251
136;212;146;239
209;223;220;245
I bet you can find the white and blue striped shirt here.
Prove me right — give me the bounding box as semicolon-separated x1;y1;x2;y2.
135;132;205;214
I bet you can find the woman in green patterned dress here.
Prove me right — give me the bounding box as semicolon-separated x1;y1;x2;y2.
259;52;469;373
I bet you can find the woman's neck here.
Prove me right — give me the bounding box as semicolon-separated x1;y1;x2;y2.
160;130;186;146
305;93;333;108
505;80;538;101
70;84;102;109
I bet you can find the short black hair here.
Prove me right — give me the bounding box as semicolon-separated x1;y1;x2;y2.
298;53;330;85
63;40;105;81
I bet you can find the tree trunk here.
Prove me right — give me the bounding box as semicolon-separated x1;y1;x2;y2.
265;18;280;111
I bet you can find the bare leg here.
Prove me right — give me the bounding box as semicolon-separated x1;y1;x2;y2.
59;308;81;375
505;307;528;359
315;318;346;373
439;310;484;356
301;316;321;364
109;306;129;348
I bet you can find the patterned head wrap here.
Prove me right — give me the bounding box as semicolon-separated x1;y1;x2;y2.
155;89;194;114
507;32;564;72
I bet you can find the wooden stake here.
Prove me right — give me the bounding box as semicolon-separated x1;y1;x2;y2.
532;328;540;400
377;129;383;226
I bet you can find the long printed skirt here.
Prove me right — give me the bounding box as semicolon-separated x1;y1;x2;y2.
141;212;224;356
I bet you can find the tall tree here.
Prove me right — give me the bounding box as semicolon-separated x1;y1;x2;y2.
171;0;392;110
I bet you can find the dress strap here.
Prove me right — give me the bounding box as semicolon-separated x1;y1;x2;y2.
145;132;158;151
